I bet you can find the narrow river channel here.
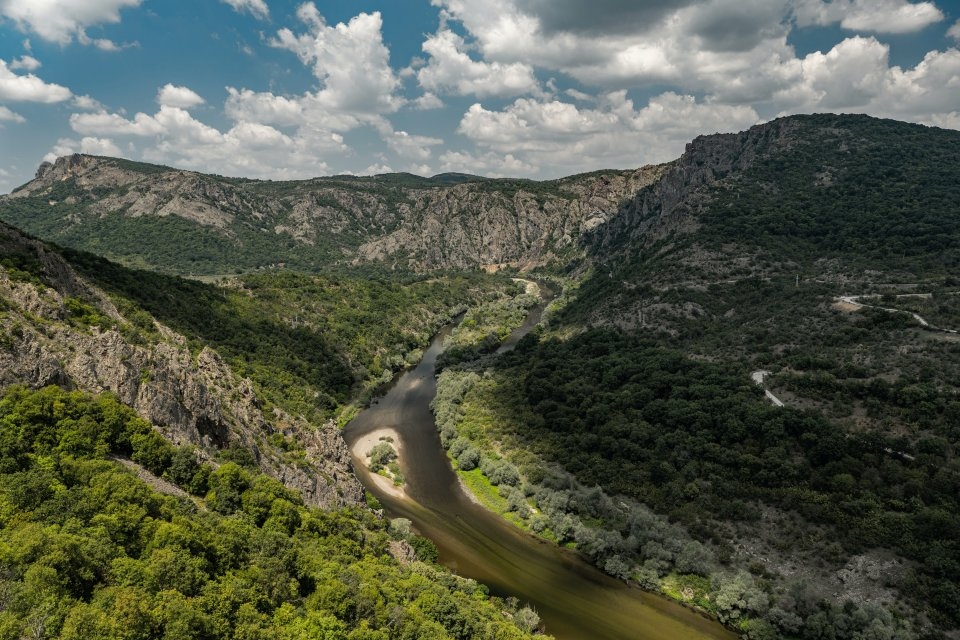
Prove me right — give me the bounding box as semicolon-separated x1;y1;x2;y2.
343;292;736;640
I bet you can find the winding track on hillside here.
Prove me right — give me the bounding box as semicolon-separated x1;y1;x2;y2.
835;293;959;334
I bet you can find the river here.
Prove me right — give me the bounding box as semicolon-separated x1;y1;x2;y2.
342;291;735;640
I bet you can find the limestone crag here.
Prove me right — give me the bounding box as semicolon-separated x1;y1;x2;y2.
356;167;660;270
0;222;362;508
19;155;276;232
4;154;657;273
586;117;803;258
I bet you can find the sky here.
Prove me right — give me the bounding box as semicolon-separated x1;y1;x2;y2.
0;0;959;192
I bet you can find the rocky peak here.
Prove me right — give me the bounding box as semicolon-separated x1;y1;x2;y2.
32;153;100;183
34;161;52;180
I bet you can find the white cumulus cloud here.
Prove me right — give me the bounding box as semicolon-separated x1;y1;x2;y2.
271;6;403;117
0;105;25;123
42;136;123;162
792;0;944;34
8;54;39;71
72;95;104;111
157;83;205;109
225;87;304;127
437;150;537;178
70;110;165;136
65;102;350;180
360;162;395;176
79;136;123;156
0;0;142;47
221;0;269;20
76;30;134;51
773;37;960;124
417;28;540;97
385;130;444;161
948;19;960;41
0;59;72;102
412;92;444;110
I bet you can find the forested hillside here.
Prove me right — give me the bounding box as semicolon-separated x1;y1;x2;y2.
431;115;960;638
0;385;546;640
576;114;960;313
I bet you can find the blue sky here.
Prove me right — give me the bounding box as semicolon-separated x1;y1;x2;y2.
1;0;958;192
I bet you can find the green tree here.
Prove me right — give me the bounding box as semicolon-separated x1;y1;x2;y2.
206;462;251;515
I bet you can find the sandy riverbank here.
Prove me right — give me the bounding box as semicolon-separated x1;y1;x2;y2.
350;427;408;501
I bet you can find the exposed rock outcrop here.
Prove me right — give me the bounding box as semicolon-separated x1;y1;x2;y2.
3;154;657;273
355;167;660;270
0;222;362;508
586;117;802;257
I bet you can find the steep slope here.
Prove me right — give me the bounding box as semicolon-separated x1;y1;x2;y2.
0;384;548;640
355;168;662;270
431;114;960;637
0;220;522;508
586;114;960;282
563;114;960;328
0;221;363;507
60;250;514;422
0;154;652;274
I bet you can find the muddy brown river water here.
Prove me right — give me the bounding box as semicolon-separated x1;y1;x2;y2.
343;292;736;640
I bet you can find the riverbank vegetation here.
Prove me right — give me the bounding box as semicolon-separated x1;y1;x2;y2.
0;384;549;640
438;280;539;367
433;325;958;638
367;438;403;486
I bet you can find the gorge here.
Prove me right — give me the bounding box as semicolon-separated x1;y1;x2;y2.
0;114;958;639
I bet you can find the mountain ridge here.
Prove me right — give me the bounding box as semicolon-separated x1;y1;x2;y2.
5;113;957;283
2;152;651;275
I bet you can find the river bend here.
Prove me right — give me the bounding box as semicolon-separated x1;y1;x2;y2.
343;295;734;640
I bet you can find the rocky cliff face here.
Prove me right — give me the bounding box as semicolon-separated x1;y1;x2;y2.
20;154;280;231
3;154;653;273
586;116;803;258
355;168;661;270
0;222;363;508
